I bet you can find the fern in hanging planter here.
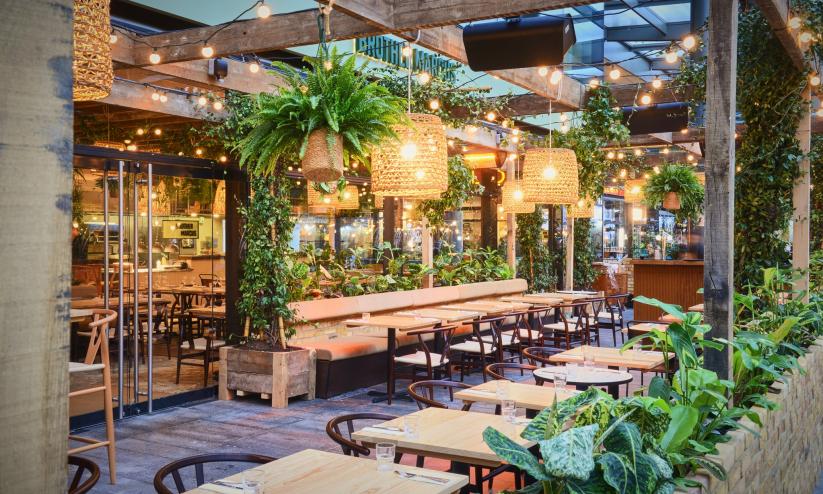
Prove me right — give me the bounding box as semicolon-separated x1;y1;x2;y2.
237;48;408;180
642;164;704;223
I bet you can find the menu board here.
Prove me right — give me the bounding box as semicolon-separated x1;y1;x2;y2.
162;220;199;239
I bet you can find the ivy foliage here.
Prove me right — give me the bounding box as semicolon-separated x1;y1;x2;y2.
642;164;704;224
574;218;598;290
516;207;559;292
417;155;484;227
811;135;823;251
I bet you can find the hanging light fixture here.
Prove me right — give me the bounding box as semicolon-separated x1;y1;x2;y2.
568;197;594;218
522;147;579;204
624;178;646;204
501;178;535;214
307;182;359;211
73;0;113;101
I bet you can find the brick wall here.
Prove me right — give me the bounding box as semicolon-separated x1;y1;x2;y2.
681;336;823;494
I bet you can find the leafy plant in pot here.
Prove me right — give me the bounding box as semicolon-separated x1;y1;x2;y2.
642;164;704;223
237;48;408;182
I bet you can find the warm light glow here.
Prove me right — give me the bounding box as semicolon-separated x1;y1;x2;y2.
680;128;689;134
643;173;650;179
201;45;214;58
619;168;627;178
219;155;227;163
195;148;203;156
401;45;412;58
447;139;455;147
589;78;600;88
736;165;742;172
799;31;813;43
609;68;621;80
651;78;663;89
249;61;260;73
687;154;695;162
429;99;440;110
810;74;821;86
682;35;697;50
126;144;137;151
400;142;418;160
661;147;670;155
136;128;145;136
154;128;162;136
640;94;652;105
197;95;208;105
653;165;661;174
559;112;568;122
417;72;431;85
607;151;615;159
512;128;520;136
256;2;271;18
543;166;557;180
151;91;160;101
213;101;223;110
159;94;168;103
323;196;331;204
415;169;425;180
634;148;643;157
549;69;563;85
538;66;549;77
664;51;678;64
486;111;496;121
466;125;478;134
617;152;625;160
788;16;802;30
149;52;161;64
510;135;520;143
513;189;524;202
463;153;498;169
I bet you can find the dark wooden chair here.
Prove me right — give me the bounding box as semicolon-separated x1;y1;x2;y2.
541;302;591;349
451;316;505;381
326;413;399;457
602;293;630;344
408;379;473;411
390;325;455;396
68;455;100;494
580;297;605;347
484;362;545;385
521;346;565;368
175;311;225;386
153;453;275;494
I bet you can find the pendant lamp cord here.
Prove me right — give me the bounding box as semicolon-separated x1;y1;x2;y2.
317;0;336;58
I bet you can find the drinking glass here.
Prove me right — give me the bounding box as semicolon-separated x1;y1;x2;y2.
495;379;510;399
566;362;578;381
242;480;261;494
583;348;595;368
501;400;517;423
376;442;395;472
554;369;568;392
404;415;420;440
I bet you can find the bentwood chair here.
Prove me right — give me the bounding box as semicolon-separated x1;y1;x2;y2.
451;316;505;382
483;311;542;367
326;413;412;463
408;379;473;411
68;456;100;494
484;362;545;385
153;453;275;494
68;309;118;484
390;325;456;395
522;346;565;368
542;302;591;349
175;310;225;386
602;293;630;344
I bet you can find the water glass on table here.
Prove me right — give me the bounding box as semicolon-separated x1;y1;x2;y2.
583;348;595;368
501;399;517;423
495;379;510;399
404;415;420;440
553;368;568;392
376;442;395;472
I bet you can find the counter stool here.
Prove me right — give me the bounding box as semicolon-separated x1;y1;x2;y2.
68;309;117;484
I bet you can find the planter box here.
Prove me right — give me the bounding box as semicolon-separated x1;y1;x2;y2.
678;336;823;493
218;346;316;408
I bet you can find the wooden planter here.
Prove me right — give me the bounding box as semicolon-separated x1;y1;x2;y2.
219;346;316;408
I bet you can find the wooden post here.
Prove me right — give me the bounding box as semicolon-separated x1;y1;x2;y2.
0;0;73;491
565;213;575;290
505;160;516;274
792;87;811;301
225;167;248;335
478;169;499;249
421;217;434;288
702;0;738;381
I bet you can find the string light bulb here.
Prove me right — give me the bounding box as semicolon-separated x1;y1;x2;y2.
680;128;689;135
201;44;214;58
607;151;615;159
154;128;162;136
589;78;600;88
213;100;223;110
682;35;697;50
810;73;821;86
661;147;670;155
617;152;625;160
664;51;678;64
149;51;161;64
197;95;207;106
256;2;271;18
549;69;563;85
651;78;663;89
136;128;145;136
538;66;549;77
485;111;496;122
634;148;643;157
609;68;621;80
401;45;412;58
195;148;203;156
219;155;227;163
799;31;813;43
399;142;418;160
788;16;802;30
687;154;695;162
447;139;455;147
249;61;260;73
417;72;431;85
428;99;440;110
159;93;168;103
619;168;627;178
640;93;652;105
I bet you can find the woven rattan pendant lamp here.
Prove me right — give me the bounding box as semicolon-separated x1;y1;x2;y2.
500;177;535;214
73;0;113;101
307;183;360;211
568;197;594;218
522;96;579;204
371;43;448;200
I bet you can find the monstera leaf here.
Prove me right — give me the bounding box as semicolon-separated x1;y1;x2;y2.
538;424;599;480
482;427;549;481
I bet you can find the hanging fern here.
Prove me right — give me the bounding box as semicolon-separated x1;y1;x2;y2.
642;164;704;224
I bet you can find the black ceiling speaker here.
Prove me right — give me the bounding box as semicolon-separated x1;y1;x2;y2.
621;102;689;135
462;16;576;71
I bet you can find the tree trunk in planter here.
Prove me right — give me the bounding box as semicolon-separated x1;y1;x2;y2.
219;346;316;408
302;129;343;182
663;192;681;210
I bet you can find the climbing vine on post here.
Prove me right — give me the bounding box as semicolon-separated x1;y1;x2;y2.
516;207;559;292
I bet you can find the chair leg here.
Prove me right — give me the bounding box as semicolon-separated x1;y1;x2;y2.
101;366;117;484
387;361;395;406
203;348;210;387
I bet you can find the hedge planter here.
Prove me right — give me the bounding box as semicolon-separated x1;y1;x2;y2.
218;346;316;408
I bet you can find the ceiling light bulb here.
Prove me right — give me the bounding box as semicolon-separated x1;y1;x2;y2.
201;45;214;58
149;52;161;64
617;152;625;160
538;66;549;77
810;74;821;86
607;151;615;159
249;61;260;73
213;101;223;110
611;178;618;184
640;94;652;105
799;31;813;43
256;2;271;18
543;166;557;180
219;155;227;163
619;169;627;178
401;45;412;58
400;142;418;160
159;94;168;103
195;148;203;156
486;111;496;122
197;95;207;105
429;99;440;110
513;189;524;202
154;128;162;136
687;154;695;162
109;32;118;44
682;35;697;50
631;185;641;194
417;72;431;84
549;69;563;85
788;16;802;30
664;51;678;64
136;128;145;136
589;78;600;88
661;147;670;155
651;78;663;89
609;68;621;80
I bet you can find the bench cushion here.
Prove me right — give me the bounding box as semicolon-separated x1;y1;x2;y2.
301;336;388;361
356;291;410;314
494;278;528;294
456;281;499;300
411;286;461;307
290;297;359;322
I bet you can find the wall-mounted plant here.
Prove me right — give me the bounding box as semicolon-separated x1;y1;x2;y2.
642;164;704;223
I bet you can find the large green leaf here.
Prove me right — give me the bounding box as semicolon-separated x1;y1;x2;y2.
522;388;610;441
482;427;549;481
602;422;642;461
538;424;599;480
598;452;637;494
691;456;727;480
633;296;686;322
564;470;612;494
659;405;698;453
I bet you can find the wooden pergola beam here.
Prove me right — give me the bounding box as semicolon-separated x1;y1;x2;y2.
752;0;808;71
101;79;227;121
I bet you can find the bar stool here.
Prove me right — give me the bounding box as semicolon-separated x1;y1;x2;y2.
69;309;118;484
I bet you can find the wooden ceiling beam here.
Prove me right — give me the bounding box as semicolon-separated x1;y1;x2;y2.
389;0;591;30
99;79;226;121
752;0;808;71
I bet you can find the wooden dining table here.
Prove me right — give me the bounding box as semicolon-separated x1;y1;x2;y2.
438;301;529;316
185;449;468;494
528;292;594;302
393;308;481;325
624;322;669;334
549;345;666;371
499;294;564;306
454;380;579;411
533;366;633;398
71;296;171;310
344;315;441;404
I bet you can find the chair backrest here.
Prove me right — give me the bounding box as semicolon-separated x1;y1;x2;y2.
607;293;630;309
484;362;537;381
82;309;117;366
68;455;100;494
471;315;505;354
407;380;473;411
504;311;530;345
522;346;564;367
404;325;456;367
153;453;275;494
556;303;589;332
199;273;223;287
325;413;398;457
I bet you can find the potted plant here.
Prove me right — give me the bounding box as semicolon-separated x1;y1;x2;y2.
219;175;315;408
237;48;407;182
642;163;704;223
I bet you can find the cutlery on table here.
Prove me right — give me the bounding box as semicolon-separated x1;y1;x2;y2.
394;470;449;484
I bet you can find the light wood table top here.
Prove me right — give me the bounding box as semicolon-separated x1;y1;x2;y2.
188;306;226;319
186;449;468;494
438;301;529;315
344;315;441;331
527;292;593;302
454;380;579;411
71;296;170;310
534;366;634;386
624;322;669;334
549;345;666;370
156;285;225;295
393;308;481;324
500;295;564;306
688;303;704;312
352;407;533;468
70;309;95;322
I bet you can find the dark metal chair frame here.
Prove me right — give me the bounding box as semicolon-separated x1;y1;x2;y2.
407;379;473;411
68;455;100;494
153;453;275;494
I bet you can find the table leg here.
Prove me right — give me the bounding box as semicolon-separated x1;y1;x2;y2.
449;461;478;494
368;327;412;404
